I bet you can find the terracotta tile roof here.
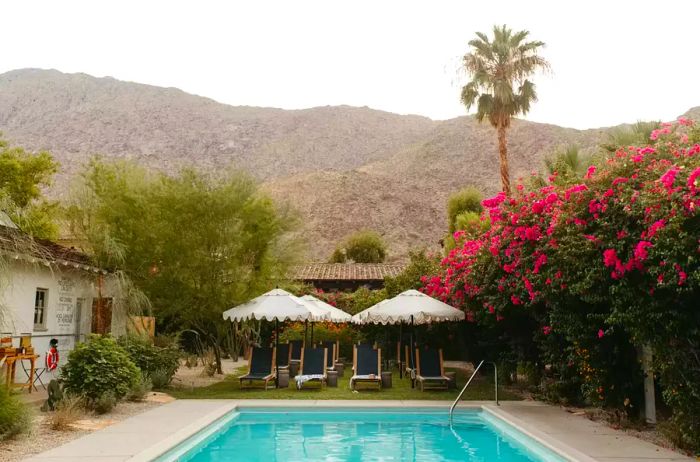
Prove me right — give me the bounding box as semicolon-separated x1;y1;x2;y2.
290;263;405;281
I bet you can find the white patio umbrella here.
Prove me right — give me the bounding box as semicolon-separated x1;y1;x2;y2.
222;288;326;323
222;288;329;386
351;289;465;381
300;295;352;343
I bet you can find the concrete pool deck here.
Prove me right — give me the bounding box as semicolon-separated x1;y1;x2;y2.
22;400;694;462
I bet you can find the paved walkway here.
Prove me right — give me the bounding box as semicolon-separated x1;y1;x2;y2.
23;400;694;462
492;402;693;462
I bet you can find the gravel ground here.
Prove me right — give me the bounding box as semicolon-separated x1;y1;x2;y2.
170;357;247;389
0;394;167;462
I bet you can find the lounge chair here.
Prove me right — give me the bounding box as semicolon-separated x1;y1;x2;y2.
240;347;276;390
404;344;416;378
415;348;449;391
320;340;338;370
290;340;303;363
350;346;382;390
295;347;327;389
276;343;290;370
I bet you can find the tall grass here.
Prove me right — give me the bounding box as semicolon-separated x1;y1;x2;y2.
0;385;31;440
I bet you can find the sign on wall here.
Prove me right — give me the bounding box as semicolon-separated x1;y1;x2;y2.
56;277;76;329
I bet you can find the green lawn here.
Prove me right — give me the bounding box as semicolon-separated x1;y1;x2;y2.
169;366;520;401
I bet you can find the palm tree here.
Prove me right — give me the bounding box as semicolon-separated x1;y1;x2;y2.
461;25;550;195
601;121;659;153
544;144;589;177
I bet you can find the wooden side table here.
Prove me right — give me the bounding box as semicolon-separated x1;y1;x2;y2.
381;371;392;388
277;368;290;388
327;370;338;387
3;354;39;393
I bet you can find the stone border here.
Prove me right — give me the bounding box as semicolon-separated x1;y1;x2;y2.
128;402;237;462
128;400;584;462
27;400;691;461
482;405;597;462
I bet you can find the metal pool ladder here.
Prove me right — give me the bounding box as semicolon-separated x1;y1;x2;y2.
449;360;498;423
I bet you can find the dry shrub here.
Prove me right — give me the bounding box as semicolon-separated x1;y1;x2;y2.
47;396;84;431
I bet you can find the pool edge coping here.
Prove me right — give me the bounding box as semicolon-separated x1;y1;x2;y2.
128;401;238;462
126;400;595;462
482;405;597;462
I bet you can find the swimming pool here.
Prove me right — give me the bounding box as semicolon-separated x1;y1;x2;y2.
154;407;569;462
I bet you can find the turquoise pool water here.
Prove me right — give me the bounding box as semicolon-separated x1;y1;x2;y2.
156;407;568;462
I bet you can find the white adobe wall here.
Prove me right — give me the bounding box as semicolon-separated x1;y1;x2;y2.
1;259;121;379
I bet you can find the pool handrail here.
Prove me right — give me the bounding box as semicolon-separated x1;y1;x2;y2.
449;360;498;423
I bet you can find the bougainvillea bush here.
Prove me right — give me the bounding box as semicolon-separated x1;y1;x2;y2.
424;119;700;452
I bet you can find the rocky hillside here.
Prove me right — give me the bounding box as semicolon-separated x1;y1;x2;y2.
0;69;686;260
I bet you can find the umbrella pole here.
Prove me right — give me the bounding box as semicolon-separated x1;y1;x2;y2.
410;315;416;389
304;320;308;346
275;319;279;388
399;323;403;379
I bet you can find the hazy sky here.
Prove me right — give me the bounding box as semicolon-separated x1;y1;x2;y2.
3;1;699;129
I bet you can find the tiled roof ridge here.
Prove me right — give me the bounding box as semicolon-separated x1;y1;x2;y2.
290;262;406;281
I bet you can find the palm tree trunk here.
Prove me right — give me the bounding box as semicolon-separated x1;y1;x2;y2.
497;123;511;195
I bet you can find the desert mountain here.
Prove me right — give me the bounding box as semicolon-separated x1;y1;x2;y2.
0;69;686;261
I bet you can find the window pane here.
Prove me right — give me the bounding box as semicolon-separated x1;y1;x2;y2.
35;289;47;326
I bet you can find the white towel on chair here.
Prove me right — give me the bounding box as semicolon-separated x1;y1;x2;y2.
295;374;324;389
350;374;379;388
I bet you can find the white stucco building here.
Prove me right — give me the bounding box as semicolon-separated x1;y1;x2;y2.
1;212;122;379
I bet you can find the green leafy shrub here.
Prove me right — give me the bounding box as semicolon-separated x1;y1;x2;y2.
118;335;180;386
330;229;387;263
127;374;153;401
447;186;483;233
93;392;117;415
0;385;31;440
61;335;140;402
149;369;171;389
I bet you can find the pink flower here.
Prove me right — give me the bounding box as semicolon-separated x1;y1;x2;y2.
588;200;603;215
603;249;619;267
678;116;694;127
634;241;653;262
598;329;604;339
542;326;552;335
533;252;548;273
564;184;588;200
511;294;522;305
531;201;545;214
482;193;507;208
584;165;597;179
660;167;679;192
688;167;700;193
647;220;666;238
612;177;629;187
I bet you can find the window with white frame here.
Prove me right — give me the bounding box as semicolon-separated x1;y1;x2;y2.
34;288;48;329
